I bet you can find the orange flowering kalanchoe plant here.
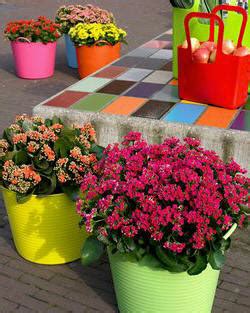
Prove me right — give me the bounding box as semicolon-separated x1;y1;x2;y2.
0;115;102;203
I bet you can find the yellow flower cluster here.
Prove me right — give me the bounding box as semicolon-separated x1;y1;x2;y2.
69;23;127;46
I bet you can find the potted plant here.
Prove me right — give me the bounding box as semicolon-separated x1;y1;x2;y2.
4;16;62;79
77;132;249;313
69;22;127;78
0;115;102;265
55;4;114;69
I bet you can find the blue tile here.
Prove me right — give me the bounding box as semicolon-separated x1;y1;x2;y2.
162;103;207;124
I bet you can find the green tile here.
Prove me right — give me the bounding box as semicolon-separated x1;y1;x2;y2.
244;97;250;110
71;93;117;112
68;77;111;92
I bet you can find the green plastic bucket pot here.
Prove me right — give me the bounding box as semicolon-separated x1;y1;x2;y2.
108;250;219;313
172;0;250;78
108;224;237;313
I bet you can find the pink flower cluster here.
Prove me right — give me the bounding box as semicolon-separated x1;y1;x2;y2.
77;132;249;255
56;4;114;33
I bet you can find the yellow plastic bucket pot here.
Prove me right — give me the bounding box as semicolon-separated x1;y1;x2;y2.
2;189;87;265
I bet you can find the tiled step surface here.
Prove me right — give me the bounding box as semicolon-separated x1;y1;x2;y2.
39;32;250;132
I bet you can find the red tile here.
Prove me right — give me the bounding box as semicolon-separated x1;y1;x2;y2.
94;66;128;78
44;91;89;108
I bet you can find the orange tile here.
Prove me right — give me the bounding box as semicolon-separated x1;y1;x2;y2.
196;106;237;128
102;96;146;115
168;79;178;86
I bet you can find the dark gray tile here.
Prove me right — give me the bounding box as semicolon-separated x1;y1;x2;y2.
132;100;175;119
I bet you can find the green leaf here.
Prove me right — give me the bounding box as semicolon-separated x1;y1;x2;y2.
16;192;33;204
209;250;225;270
13;150;29;165
35;174;57;196
3;129;13;144
54;129;75;157
81;236;105;266
90;144;104;160
139;254;161;268
52;116;61;125
187;253;207;275
123;237;137;252
33;157;50;171
97;233;110;245
22;120;33;132
155;246;188;273
61;185;79;202
134;247;146;260
117;239;126;253
45;119;52;127
5;151;16;161
221;238;231;252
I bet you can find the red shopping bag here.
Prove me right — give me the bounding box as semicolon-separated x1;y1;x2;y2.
178;5;249;109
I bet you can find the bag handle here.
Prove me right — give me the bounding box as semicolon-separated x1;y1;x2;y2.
223;223;237;240
15;37;31;43
184;11;224;59
211;5;247;48
94;40;112;46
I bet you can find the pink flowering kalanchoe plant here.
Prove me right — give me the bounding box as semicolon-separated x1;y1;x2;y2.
0;115;103;203
55;4;114;34
77;132;249;275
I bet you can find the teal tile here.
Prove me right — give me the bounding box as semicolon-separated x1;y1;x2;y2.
152;85;179;102
71;93;117;112
68;77;111;92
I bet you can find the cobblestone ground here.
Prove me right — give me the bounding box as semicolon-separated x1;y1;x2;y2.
0;1;250;312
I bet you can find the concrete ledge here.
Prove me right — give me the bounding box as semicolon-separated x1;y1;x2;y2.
33;104;250;175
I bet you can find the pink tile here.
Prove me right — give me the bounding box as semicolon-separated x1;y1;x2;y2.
143;40;170;49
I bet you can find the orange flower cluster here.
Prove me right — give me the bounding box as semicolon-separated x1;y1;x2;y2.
0;114;99;200
2;160;41;194
0;139;9;158
13;133;27;145
55;146;97;185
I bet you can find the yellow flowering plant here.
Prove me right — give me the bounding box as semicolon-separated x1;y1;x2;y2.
69;22;127;46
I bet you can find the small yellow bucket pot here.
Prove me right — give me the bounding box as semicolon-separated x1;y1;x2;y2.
2;189;87;265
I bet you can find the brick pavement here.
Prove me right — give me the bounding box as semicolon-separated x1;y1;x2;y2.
0;1;250;312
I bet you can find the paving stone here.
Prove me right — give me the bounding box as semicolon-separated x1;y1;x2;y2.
0;274;39;295
15;306;36;313
237;296;250;306
19;273;69;297
46;308;69;313
0;263;23;279
220;281;249;297
0;285;50;311
220;270;249;287
8;259;55;280
0;298;18;312
216;289;238;302
0;254;9;264
213;298;249;313
34;290;90;313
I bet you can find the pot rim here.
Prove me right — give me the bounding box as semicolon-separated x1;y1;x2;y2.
0;186;68;200
10;40;57;45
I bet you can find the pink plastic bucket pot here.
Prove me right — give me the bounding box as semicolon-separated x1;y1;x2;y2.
11;41;57;79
